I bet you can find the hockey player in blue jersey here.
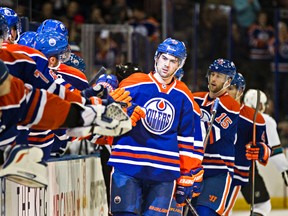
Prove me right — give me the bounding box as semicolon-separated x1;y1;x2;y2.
108;38;204;216
0;59;131;187
192;59;240;216
224;73;271;215
239;89;284;216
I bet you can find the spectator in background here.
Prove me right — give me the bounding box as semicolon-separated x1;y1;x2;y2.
99;0;113;23
88;5;106;24
32;1;57;22
233;0;261;57
64;1;85;48
94;30;120;70
128;6;160;43
110;0;132;24
0;0;13;7
14;2;28;17
268;21;288;120
246;10;274;89
41;1;57;20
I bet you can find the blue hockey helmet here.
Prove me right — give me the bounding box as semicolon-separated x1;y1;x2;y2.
174;68;184;80
65;53;86;73
208;58;236;80
0;7;21;43
18;31;37;48
37;19;68;39
0;14;9;41
96;74;119;91
231;73;246;91
34;31;71;63
155;38;187;68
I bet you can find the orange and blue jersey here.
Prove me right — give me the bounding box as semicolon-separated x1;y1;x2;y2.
54;63;89;91
194;92;240;178
2;43;56;84
0;48;51;89
248;24;274;60
48;63;89;156
0;76;71;147
1;49;85;154
233;104;267;186
108;72;204;181
0;49;84;103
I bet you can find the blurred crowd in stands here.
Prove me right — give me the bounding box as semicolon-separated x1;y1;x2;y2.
1;0;288;144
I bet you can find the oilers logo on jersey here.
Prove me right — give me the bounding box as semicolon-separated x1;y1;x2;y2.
200;108;211;122
142;98;174;135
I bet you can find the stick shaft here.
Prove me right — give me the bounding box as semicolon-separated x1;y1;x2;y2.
184;198;199;216
250;89;260;215
88;66;107;86
203;98;220;149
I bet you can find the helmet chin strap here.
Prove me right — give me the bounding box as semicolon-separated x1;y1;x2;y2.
235;90;243;102
209;79;230;98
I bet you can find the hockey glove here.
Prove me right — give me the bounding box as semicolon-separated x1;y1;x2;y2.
245;142;271;165
81;84;107;98
175;173;194;206
190;167;204;198
127;104;146;126
282;170;288;187
175;167;204;206
109;88;132;107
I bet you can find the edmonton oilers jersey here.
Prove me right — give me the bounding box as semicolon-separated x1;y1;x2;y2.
0;77;71;147
233;104;267;186
2;43;56;88
54;63;89;91
108;72;204;182
194;92;240;178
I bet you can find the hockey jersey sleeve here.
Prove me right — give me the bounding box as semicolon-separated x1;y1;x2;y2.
0;77;70;147
178;97;204;173
264;114;288;172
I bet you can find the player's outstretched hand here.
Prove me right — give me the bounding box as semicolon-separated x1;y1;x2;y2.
66;103;132;137
245;142;271;165
109;88;132;107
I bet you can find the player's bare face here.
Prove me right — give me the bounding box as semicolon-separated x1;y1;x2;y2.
208;72;226;93
0;75;12;96
227;85;238;99
156;54;179;81
9;28;17;43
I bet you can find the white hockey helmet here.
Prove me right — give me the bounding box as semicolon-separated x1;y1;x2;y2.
244;89;267;113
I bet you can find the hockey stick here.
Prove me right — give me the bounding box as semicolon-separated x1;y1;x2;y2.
184;198;199;216
203;97;220;149
183;98;220;216
250;89;260;215
88;66;107;86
